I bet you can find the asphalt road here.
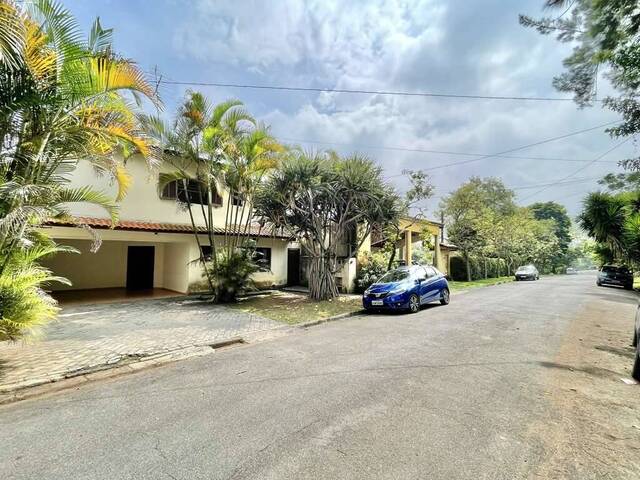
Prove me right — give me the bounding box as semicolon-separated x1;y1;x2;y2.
1;273;638;479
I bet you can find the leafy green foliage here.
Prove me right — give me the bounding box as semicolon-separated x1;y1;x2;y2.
579;190;640;265
0;0;158;339
0;240;74;341
254;150;401;300
521;0;640;168
529;202;573;272
354;252;390;293
205;245;260;303
599;172;640;192
148;91;282;298
441;178;565;279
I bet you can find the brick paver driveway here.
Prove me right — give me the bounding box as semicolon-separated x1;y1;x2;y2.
0;297;279;392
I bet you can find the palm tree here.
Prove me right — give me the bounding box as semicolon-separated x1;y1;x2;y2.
579;191;640;264
224;123;283;248
152;91;283;300
0;0;159;339
254;150;401;300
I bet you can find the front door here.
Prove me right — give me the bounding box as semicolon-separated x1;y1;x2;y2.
126;246;155;290
287;249;301;286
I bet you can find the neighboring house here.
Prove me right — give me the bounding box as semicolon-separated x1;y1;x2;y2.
366;215;449;275
40;156;293;295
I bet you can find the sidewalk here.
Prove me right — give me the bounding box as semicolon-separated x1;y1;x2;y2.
0;297;280;394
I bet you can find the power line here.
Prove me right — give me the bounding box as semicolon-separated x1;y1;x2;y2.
399;177;600;206
519;138;631;202
386;120;620;174
280;136;620;165
158;78;591;102
511;176;600;190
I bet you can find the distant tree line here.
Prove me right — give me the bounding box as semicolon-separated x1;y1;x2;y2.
440;178;584;281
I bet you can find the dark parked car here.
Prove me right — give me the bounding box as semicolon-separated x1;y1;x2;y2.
632;303;640;380
515;265;539;281
363;265;449;313
597;265;633;290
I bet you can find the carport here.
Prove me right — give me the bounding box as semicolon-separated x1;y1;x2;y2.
39;218;198;303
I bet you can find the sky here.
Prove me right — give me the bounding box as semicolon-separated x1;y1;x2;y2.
66;0;637;219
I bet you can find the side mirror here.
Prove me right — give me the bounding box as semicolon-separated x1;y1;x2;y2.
416;277;426;284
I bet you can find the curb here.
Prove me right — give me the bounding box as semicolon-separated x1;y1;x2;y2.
0;338;246;406
0;307;367;406
297;310;366;329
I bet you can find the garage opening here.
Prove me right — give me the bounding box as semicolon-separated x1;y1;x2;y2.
40;238;190;305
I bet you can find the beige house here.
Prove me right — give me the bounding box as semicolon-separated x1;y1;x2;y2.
40;156;293;296
40;157;447;297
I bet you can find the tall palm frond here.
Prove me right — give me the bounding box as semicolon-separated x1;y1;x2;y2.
0;1;26;71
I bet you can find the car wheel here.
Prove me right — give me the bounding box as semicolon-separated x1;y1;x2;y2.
632;347;640;381
440;288;450;305
408;294;420;313
596;280;602;286
625;284;634;290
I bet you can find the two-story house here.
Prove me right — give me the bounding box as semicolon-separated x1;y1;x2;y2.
40;155;449;300
40;155;294;296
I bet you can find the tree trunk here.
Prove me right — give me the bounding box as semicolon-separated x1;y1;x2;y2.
483;258;488;279
308;254;339;300
387;247;396;271
465;254;472;282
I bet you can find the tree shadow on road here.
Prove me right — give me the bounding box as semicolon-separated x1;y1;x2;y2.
594;344;636;359
536;360;622;378
583;288;638;306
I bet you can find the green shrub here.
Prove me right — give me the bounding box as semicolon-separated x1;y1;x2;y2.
205;247;260;303
355;252;390;293
0;244;73;341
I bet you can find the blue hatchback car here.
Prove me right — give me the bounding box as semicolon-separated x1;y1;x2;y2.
362;265;450;313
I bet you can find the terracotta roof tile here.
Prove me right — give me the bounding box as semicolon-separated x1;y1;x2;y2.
46;217;291;239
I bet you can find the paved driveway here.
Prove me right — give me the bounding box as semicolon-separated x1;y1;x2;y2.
0;297;278;391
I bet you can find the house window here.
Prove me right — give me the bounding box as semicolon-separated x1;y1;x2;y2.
160;180;223;206
232;193;244;206
200;245;213;261
160;181;178;200
254;247;271;271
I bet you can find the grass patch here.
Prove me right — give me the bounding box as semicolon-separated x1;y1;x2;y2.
228;291;363;325
448;276;513;291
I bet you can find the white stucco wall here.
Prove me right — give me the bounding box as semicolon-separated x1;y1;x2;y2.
163;243;190;293
42;239;128;291
65;155;250;228
186;234;291;290
41;226;292;293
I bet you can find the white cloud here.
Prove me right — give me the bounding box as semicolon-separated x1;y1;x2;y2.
170;0;636;216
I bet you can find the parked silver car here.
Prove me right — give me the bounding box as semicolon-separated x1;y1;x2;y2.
515;265;539;281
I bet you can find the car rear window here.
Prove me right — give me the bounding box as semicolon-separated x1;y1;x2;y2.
602;266;630;273
517;266;534;272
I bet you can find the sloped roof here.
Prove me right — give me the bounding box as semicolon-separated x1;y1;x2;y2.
45;217;292;239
